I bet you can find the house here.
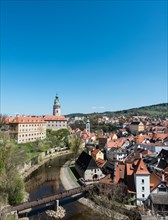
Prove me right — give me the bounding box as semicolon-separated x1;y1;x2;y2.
107;147;127;162
5;116;46;143
134;158;150;206
136;134;151;144
147;193;168;214
129;121;145;134
114;162;125;183
143;149;168;173
98;137;107;149
109;133;118;141
91;149;104;161
75;151;104;181
115;157;151;206
147;172;168;214
105;138;125;152
43;115;67;130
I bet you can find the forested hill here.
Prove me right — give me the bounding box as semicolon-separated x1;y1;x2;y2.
66;103;168;118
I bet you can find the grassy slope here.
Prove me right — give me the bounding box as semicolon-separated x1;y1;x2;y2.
66;103;168;117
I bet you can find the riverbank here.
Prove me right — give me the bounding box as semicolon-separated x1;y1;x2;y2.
60;161;128;220
22;150;71;180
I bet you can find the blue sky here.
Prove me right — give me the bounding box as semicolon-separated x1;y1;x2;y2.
1;0;167;115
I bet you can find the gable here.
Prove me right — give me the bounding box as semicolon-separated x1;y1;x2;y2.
75;151;98;171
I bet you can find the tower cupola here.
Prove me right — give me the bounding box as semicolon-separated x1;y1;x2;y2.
53;94;61;116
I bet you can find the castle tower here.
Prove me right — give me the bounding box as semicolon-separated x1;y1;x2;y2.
53;95;61;116
86;116;90;136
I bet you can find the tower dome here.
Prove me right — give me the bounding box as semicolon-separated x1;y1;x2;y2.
53;95;61;116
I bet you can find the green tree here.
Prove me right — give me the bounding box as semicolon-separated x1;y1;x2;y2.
0;141;25;205
70;135;82;161
46;128;70;148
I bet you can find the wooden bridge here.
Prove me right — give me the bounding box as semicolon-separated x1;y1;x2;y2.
0;184;94;219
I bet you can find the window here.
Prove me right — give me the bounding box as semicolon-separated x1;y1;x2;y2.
142;186;144;191
158;184;166;192
159;187;166;192
142;194;145;198
142;179;144;184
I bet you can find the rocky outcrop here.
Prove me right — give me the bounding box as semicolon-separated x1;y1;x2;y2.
46;206;66;219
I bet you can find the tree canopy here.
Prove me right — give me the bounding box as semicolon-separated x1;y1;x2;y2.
0;141;25;205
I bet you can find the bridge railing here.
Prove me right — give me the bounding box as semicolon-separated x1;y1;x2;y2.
0;184;95;216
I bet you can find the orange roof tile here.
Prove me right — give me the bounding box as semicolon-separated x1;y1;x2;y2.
153;133;168;141
136;134;150;144
90;133;96;138
43;115;67;121
96;158;106;167
150;172;161;191
106;139;124;148
91;149;101;156
134;158;150;175
6;116;45;123
115;163;125;183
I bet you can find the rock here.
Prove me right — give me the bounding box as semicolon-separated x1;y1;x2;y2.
46;206;66;219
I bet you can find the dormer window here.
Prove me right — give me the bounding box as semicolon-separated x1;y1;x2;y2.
158;184;166;192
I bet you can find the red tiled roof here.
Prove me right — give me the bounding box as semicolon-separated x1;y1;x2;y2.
91;149;101;156
81;134;87;140
90;133;96;138
6;116;45;123
115;163;125;183
126;163;136;193
43;115;67;121
106;139;124;148
134;158;150;175
96;158;106;168
153;133;168;141
150;172;161;192
136;134;150;144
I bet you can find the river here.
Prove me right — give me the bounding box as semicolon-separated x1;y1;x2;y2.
25;154;105;220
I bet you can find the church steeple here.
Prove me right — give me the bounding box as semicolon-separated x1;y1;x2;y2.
53;94;61;116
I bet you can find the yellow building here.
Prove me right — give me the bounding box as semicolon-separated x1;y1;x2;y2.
43;115;67;130
91;149;104;161
129;121;145;133
6;116;46;143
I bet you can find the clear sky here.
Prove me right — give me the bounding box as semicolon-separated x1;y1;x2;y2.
1;0;167;116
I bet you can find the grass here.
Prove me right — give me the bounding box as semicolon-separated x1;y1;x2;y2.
6;215;15;220
13;141;51;163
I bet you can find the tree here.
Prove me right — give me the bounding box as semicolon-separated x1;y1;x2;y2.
46;128;70;147
69;135;82;161
0;141;25;206
0;114;7;129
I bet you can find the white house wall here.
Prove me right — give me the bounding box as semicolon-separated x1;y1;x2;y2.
135;174;150;206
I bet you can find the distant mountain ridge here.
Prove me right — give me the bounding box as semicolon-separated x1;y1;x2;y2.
66;103;168;117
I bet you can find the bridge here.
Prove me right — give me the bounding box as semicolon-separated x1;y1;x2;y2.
0;184;94;219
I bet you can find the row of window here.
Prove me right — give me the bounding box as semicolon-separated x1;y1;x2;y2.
18;136;45;143
19;124;44;127
19;128;44;132
19;133;45;137
48;121;66;123
48;125;66;127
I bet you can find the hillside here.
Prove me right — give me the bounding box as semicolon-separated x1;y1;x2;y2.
66;103;168;118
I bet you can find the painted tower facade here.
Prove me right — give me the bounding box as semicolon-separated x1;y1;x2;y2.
86;117;90;136
53;95;61;116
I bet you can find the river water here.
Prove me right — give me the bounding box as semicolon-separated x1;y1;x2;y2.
25;154;105;220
